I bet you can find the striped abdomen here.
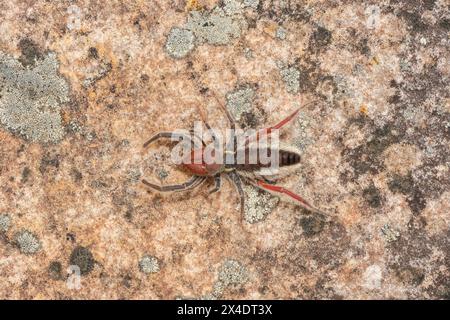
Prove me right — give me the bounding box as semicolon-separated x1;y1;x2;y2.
279;149;301;166
232;148;301;171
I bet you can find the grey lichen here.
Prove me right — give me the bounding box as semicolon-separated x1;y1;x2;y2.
381;224;400;243
0;213;11;232
243;184;279;223
185;7;247;46
280;66;300;94
0;51;69;143
165;2;249;60
207;259;248;298
243;0;260;9
139;255;160;274
218;259;248;287
276;26;287;40
15;230;41;254
165;27;195;59
243;47;253;59
226;86;255;121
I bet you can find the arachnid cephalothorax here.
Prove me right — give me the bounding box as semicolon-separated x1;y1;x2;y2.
142;95;326;218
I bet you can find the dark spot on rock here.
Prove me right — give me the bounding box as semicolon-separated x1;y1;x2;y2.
70;168;82;182
261;2;311;23
423;0;436;10
363;184;383;208
357;38;370;56
341;123;402;182
398;10;428;33
110;85;117;93
69;246;95;275
309;26;332;51
388;173;426;214
239;111;260;129
66;233;76;242
407;190;426;215
407;215;427;231
247;17;257;29
18;38;43;67
122;273;133;288
388;94;401;104
39;153;60;175
88;47;99;59
439;18;449;30
388;173;414;195
48;261;63;280
389;79;399;88
199;87;209;95
90;179;109;189
21;167;31;184
140;74;149;82
394;265;425;286
125;207;133;221
299;216;325;237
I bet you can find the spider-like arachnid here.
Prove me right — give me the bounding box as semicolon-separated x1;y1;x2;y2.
142;95;326;218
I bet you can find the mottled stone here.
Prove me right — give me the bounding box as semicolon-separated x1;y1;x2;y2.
0;0;448;300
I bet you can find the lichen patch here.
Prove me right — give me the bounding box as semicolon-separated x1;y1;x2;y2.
0;51;69;144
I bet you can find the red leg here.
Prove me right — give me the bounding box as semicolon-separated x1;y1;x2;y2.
245;108;300;146
255;180;325;215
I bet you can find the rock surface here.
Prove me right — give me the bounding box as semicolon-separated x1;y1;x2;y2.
0;0;448;299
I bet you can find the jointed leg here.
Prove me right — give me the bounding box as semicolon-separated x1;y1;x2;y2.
144;131;201;149
245;108;300;147
210;92;236;131
253;180;326;215
208;174;222;194
142;176;206;192
227;171;246;219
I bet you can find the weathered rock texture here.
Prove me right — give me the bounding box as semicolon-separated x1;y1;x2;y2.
0;0;448;299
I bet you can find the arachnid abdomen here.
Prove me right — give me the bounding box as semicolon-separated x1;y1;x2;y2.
233;147;301;171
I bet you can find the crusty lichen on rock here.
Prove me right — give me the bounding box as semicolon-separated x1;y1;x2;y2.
0;213;11;232
139;255;160;274
15;230;41;254
0;50;69;143
225;85;255;121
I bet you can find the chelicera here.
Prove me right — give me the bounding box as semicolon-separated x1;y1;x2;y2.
142;95;326;218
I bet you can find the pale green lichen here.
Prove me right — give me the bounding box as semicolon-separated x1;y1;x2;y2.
226;86;255;121
165;27;195;59
243;184;279;223
139;255;160;274
218;259;248;287
206;259;248;299
0;213;11;232
165;1;250;59
0;51;69;143
276;26;287;40
185;7;247;46
280;66;300;94
15;230;41;254
243;0;260;9
381;224;400;243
